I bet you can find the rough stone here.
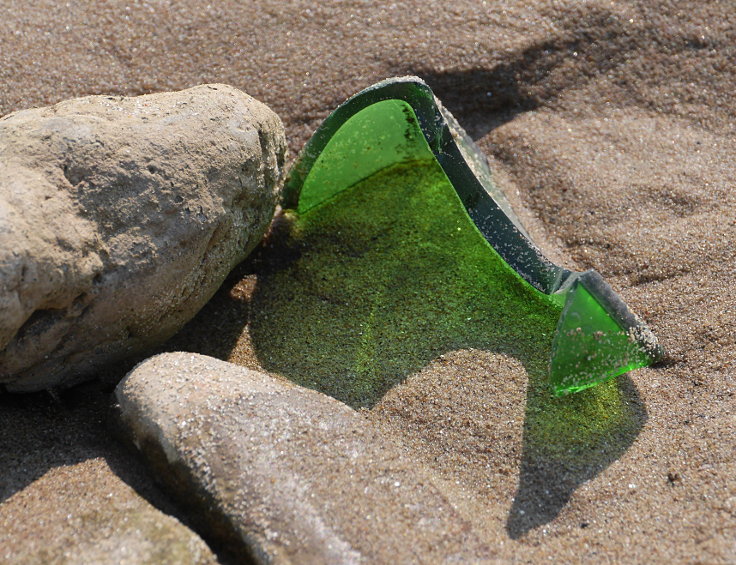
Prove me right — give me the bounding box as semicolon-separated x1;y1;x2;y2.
115;352;488;564
0;85;286;391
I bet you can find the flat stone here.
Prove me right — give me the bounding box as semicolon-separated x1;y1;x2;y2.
115;352;488;564
0;85;286;391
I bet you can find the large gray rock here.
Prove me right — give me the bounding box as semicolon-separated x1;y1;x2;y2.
0;85;286;391
115;353;488;564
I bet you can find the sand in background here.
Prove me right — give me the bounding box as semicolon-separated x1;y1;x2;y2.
1;1;734;562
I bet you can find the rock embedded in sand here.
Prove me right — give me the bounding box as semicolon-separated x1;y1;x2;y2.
115;352;488;563
0;85;286;392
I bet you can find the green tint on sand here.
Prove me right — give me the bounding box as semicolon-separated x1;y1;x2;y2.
254;159;563;406
251;158;641;462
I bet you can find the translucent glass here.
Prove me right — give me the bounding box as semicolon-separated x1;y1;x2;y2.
282;77;663;396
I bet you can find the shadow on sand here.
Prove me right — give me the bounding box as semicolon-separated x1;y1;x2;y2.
246;160;647;536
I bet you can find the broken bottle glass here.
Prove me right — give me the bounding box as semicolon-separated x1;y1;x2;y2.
282;77;663;396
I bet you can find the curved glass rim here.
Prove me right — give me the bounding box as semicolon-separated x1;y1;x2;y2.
282;76;663;394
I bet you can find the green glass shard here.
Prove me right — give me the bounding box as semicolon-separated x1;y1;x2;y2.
550;278;654;394
283;76;663;395
297;99;434;213
257;160;558;408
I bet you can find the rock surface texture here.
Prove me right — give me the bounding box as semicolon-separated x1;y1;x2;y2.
0;85;286;392
115;352;488;564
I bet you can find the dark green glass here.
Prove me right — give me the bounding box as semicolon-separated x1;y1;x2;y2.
282;77;663;396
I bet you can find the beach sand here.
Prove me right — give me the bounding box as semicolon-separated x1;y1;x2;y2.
1;0;734;562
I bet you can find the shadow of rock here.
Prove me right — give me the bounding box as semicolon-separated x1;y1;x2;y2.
0;379;237;563
159;259;256;361
0;381;174;509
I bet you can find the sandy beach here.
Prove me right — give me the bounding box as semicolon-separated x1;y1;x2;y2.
1;0;734;562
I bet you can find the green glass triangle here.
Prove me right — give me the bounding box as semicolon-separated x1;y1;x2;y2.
550;281;653;396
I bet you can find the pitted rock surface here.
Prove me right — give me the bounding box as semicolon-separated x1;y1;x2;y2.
0;85;286;391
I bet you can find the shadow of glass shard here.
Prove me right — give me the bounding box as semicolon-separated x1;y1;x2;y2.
281;76;663;396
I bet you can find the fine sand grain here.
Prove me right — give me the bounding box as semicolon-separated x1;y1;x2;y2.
1;1;734;562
